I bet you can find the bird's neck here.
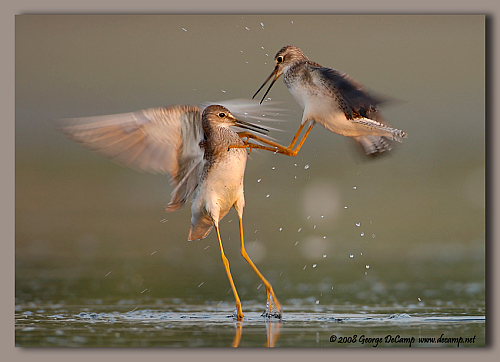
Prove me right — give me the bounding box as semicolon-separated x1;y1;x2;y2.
203;123;242;155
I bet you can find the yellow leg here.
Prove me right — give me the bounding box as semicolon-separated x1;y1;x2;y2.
215;225;244;321
238;217;282;317
233;123;315;157
266;321;281;348
232;321;243;347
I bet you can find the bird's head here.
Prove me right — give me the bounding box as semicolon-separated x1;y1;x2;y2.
202;105;268;135
252;45;308;104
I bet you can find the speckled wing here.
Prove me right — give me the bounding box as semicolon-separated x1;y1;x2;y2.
54;105;205;211
311;66;384;122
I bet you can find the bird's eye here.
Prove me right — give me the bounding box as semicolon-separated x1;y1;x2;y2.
277;56;283;63
218;112;226;118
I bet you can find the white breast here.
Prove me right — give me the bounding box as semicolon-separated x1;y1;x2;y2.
191;148;247;226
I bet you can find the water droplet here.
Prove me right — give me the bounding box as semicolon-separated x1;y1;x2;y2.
279;227;283;231
303;265;307;270
294;241;299;246
257;283;262;289
261;46;265;49
294;163;298;167
372;234;376;239
271;166;276;170
365;265;370;269
257;178;261;183
323;236;327;239
323;254;327;258
198;282;204;288
181;27;187;32
360;252;363;256
355;222;361;227
304;164;310;170
266;194;270;198
315;300;320;304
312;264;317;268
418;297;422;302
360;232;365;237
313;225;317;229
105;271;112;277
221;90;226;93
349;254;354;258
353;186;357;190
150;251;157;255
245;27;250;31
307;215;311;219
204;245;210;250
297;228;302;232
260;22;265;28
344;206;348;209
160;219;168;223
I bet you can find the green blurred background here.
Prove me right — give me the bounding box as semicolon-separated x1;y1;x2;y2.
15;15;484;308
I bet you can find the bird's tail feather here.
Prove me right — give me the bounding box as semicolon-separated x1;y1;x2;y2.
354;135;395;156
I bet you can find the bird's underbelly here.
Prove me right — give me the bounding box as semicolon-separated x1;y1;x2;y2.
298;93;388;138
192;152;247;224
289;84;353;133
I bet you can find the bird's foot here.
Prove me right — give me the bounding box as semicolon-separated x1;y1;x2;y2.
261;309;282;320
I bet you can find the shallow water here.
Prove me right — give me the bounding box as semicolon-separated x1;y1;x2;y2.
15;299;485;347
15;239;485;348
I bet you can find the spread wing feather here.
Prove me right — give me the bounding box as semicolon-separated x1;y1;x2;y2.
53;105;205;211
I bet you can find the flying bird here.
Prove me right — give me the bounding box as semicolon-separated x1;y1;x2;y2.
239;45;407;156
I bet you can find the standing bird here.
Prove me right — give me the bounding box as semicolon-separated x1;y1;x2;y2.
54;103;281;320
237;45;407;156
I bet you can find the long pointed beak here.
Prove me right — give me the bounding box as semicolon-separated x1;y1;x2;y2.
252;67;280;104
233;118;269;135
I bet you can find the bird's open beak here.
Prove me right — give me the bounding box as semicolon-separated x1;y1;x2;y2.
252;66;280;104
233;118;269;135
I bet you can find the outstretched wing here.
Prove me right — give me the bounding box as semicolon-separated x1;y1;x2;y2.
53;105;205;211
